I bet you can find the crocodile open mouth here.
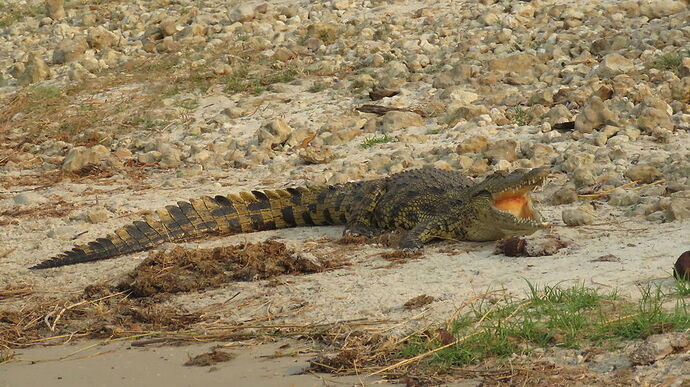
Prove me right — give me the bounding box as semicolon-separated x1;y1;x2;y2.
492;187;537;220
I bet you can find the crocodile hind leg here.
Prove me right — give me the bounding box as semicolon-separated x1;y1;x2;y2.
341;180;386;237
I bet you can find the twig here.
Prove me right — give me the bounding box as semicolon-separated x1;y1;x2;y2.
577;180;664;199
369;301;530;376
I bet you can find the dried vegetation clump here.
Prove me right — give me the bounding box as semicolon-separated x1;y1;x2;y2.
120;240;343;297
0;241;347;353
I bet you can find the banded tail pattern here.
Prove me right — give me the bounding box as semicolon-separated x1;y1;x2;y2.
30;185;354;269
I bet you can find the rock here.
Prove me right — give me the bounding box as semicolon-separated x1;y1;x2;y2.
304;37;324;51
562;152;595;173
380;111;424;132
187;148;211;164
639;0;686;19
86;206;110;224
591;35;631;56
595;53;635;77
156;36;179;52
680;58;690;78
551;187;578;205
432;64;473;88
332;0;351;10
545;104;573;125
528;143;556;167
369;85;399;101
13;192;48;206
257;118;293;148
53;37;89;64
456;136;488;154
47;225;80;239
625;164;662;184
674;250;690;280
496;235;568;257
588;352;632;374
629;333;689;365
448;105;490;122
159;146;181;168
273;47;296;62
229;4;255;23
483;140;517;162
574;96;618;134
608;188;641;206
562;206;594;226
62;145;110;171
138;150;161;164
488;53;540;76
665;198;690;221
87;26;117;50
9;63;25;79
440;86;479;105
299;147;335;164
572;167;595;187
18;53;51;85
68;62;91;81
45;0;65;20
159;17;178;37
636;99;674;142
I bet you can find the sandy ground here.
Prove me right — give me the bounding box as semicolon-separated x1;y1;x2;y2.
1;340;399;387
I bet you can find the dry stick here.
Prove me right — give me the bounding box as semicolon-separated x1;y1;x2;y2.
44;291;128;332
0;247;17;259
368;300;531;377
577;179;664;199
444;290;515;331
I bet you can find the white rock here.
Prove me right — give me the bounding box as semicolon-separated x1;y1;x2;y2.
229;4;255;23
62;145;110;171
562;206;594;226
13;192;48;206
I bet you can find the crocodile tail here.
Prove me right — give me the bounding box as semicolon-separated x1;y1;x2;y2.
30;185;350;269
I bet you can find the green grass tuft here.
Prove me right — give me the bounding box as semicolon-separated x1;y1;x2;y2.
652;54;683;71
360;134;395;149
512;105;528;126
401;282;690;369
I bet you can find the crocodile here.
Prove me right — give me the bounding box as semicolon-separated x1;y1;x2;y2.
30;167;549;269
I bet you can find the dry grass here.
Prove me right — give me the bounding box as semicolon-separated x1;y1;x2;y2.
0;241;349;352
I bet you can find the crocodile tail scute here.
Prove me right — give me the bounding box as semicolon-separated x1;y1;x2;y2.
30;185;346;269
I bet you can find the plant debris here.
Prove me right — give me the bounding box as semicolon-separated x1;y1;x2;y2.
404;294;435;310
118;241;338;297
184;349;236;366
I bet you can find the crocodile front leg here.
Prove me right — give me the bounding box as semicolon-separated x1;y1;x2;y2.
398;218;451;249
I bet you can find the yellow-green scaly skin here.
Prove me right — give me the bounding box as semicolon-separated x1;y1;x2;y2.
30;167;547;269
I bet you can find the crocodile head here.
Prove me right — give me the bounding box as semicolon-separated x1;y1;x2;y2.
462;168;550;241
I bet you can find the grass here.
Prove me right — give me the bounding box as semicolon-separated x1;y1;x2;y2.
401;282;690;369
360;134;395;149
223;68;298;95
512;105;528;126
0;3;44;28
651;54;683;71
308;81;329;93
674;277;690;297
174;99;199;110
